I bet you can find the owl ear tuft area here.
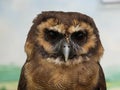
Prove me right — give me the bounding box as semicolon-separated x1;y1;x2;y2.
32;11;57;25
33;16;38;24
32;12;49;24
32;13;43;24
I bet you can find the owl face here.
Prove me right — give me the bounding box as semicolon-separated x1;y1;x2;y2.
25;11;104;65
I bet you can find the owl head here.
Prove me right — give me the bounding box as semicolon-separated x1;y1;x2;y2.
25;11;104;65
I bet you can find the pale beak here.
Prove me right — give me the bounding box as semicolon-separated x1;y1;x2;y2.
62;42;70;62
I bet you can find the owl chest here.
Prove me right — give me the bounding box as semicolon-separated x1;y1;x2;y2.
27;68;75;90
26;64;98;90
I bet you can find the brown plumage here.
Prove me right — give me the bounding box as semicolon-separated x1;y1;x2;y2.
18;11;106;90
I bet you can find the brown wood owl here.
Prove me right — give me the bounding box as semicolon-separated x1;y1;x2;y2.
18;11;106;90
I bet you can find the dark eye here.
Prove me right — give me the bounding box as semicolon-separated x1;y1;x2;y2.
44;28;63;44
71;31;87;44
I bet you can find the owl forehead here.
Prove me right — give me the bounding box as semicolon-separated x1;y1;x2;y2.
37;18;94;34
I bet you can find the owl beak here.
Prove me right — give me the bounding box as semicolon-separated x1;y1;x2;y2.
62;42;70;62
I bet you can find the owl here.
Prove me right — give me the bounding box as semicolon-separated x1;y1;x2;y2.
18;11;106;90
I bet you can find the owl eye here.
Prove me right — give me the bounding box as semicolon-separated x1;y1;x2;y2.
71;31;87;43
44;28;63;43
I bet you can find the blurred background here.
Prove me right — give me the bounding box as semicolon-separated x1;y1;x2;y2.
0;0;120;90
